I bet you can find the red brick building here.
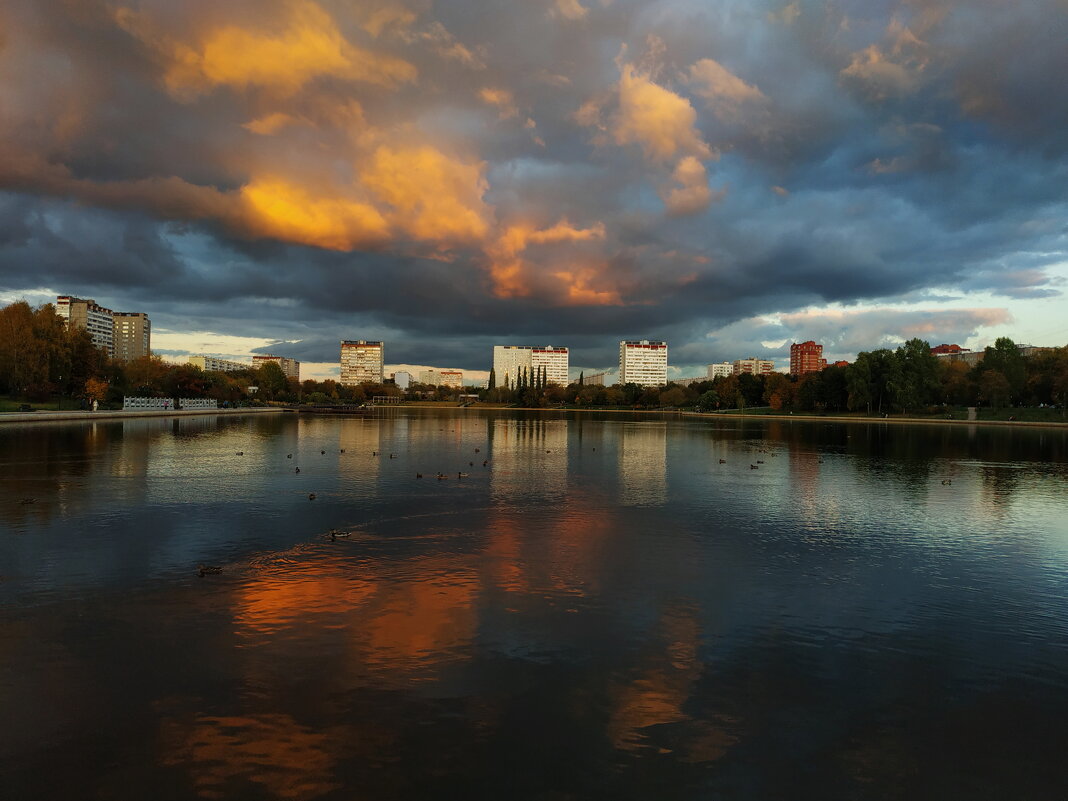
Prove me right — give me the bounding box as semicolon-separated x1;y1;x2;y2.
790;341;826;375
930;343;967;355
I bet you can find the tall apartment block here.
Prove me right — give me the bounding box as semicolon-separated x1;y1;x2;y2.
790;341;826;376
340;340;384;385
619;340;668;387
113;312;151;362
492;345;569;387
707;362;733;379
253;355;300;381
56;296;115;357
492;346;528;388
732;358;775;376
188;355;250;373
532;347;569;385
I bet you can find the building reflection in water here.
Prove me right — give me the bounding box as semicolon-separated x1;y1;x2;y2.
336;418;381;481
617;422;667;506
4;412;1068;800
489;417;569;501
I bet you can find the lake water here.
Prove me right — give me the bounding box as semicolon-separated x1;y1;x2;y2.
2;410;1067;800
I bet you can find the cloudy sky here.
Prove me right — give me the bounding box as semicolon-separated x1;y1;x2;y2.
1;0;1066;380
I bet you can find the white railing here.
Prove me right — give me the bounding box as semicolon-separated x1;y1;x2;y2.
123;397;177;410
178;398;218;410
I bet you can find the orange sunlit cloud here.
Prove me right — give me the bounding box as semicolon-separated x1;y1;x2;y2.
661;155;720;217
478;87;520;119
362;144;490;244
487;219;607;298
553;265;624;306
240;178;391;250
614;64;712;163
116;1;417;99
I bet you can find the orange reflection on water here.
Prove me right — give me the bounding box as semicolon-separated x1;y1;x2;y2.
233;567;377;635
363;564;478;676
607;604;736;762
482;513;530;595
483;489;611;598
160;713;344;800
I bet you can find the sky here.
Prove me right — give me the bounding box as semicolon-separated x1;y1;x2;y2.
1;0;1066;381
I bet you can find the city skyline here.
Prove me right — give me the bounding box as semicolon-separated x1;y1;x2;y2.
36;288;1057;385
1;1;1066;381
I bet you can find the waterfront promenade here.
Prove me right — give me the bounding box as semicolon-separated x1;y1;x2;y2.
0;407;287;424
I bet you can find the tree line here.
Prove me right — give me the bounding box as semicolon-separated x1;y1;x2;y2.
3;301;1065;413
483;337;1068;414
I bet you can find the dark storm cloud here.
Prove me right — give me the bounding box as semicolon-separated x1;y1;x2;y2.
1;0;1066;370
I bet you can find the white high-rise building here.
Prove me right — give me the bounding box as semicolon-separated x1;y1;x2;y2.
492;345;569;387
392;371;412;389
707;362;732;379
340;340;384;385
619;340;668;387
531;347;569;385
493;346;529;388
56;296;115;357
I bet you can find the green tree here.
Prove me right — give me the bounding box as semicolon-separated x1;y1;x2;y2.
696;389;720;411
659;386;688;407
763;373;791;410
255;361;289;399
894;338;940;411
978;369;1011;409
937;360;974;406
982;337;1026;403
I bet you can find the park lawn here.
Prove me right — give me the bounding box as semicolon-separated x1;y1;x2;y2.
0;397;61;412
972;406;1066;423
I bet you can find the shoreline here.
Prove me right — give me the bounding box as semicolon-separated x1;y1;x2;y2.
680;410;1068;429
7;404;1061;430
416;405;1068;429
0;407;287;424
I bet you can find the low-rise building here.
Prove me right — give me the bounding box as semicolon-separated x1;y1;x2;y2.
931;343;968;356
439;370;464;388
253;355;300;381
707;362;733;379
188;355;250;373
732;357;775;376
